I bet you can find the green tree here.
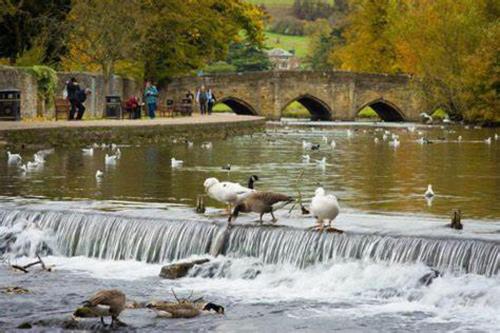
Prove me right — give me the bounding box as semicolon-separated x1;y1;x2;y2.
65;0;141;93
139;0;265;83
0;0;70;64
227;42;271;72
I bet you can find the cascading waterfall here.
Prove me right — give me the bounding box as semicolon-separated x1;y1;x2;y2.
0;208;498;276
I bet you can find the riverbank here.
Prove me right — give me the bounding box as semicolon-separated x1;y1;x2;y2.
0;114;265;148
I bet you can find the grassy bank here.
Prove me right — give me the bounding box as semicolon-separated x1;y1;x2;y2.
264;32;309;59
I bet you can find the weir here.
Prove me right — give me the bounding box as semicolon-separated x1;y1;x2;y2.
0;208;498;276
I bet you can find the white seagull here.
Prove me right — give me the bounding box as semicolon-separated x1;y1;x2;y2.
171;158;184;167
82;147;94;156
105;154;118;165
7;151;22;165
310;187;340;230
424;184;435;198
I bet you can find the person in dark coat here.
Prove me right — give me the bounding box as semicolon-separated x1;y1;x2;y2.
75;88;91;120
126;95;142;119
66;77;80;120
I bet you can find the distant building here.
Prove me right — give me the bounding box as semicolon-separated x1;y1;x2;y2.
265;48;301;70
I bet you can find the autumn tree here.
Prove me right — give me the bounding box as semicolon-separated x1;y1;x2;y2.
332;0;398;73
139;0;265;83
390;0;499;120
63;0;141;93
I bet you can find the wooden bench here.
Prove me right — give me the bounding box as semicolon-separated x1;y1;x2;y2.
54;98;70;120
158;99;174;118
178;99;193;116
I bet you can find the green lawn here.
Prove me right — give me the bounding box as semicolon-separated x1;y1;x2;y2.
264;32;309;58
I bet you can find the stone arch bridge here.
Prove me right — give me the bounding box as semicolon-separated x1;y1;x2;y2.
165;71;427;121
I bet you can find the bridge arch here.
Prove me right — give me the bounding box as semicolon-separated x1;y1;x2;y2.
357;98;406;122
216;96;257;116
282;94;332;121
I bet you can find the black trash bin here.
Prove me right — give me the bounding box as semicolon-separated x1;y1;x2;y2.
0;89;21;121
104;96;122;119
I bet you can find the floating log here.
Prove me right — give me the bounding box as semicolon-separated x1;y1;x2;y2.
10;254;52;273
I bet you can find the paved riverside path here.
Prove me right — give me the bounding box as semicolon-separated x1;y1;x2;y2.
0;114;264;132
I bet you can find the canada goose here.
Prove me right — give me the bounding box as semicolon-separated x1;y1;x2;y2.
7;151;22;165
424;184;434;198
95;170;104;179
105;154;118;165
247;175;259;189
82;148;94;156
310;187;340;231
147;301;224;318
311;144;320;150
204;178;254;210
171;158;183;167
74;289;127;327
229;191;294;224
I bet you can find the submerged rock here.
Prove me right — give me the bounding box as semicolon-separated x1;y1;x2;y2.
418;269;442;286
159;259;210;279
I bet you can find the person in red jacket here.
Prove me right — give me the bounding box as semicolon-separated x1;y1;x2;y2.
126;95;142;119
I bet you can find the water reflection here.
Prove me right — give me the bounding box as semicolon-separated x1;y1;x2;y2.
0;125;498;219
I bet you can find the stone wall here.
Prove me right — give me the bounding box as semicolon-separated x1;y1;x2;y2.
0;66;38;119
0;66;141;120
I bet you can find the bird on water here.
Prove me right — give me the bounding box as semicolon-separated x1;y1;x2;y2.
73;289;127;327
228;191;294;224
310;187;341;232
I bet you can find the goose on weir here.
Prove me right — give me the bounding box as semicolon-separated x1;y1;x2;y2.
228;191;294;224
247;175;259;189
204;177;254;211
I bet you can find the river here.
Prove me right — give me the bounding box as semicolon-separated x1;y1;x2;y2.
0;122;499;331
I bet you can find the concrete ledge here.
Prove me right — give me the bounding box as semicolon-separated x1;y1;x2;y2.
0;114;265;148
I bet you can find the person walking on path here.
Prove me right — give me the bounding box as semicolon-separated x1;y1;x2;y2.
75;88;91;120
66;77;81;120
144;81;159;119
207;89;216;115
196;85;209;115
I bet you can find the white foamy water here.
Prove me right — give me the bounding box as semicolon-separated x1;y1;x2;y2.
0;198;499;332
